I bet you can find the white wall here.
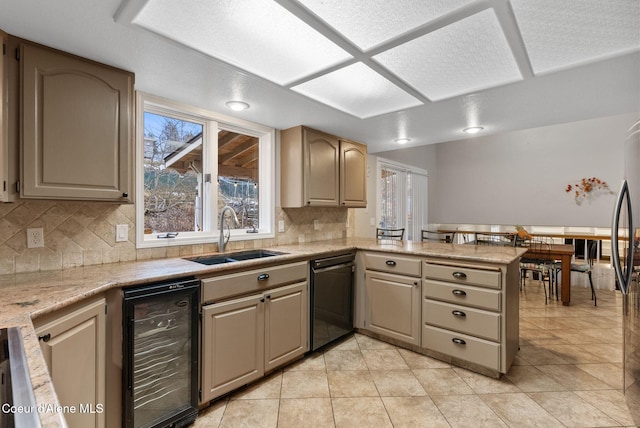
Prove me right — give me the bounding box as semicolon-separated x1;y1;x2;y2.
365;113;638;232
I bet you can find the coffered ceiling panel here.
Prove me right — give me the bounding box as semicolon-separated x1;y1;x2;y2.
374;9;523;101
291;62;422;119
133;0;352;85
296;0;474;50
511;0;640;75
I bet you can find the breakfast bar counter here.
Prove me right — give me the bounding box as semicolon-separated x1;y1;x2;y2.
0;238;526;427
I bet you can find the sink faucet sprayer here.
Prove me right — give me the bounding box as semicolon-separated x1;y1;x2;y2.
219;206;239;252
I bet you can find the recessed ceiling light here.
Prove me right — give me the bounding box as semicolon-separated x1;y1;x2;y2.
463;126;484;134
225;101;250;111
395;138;411;144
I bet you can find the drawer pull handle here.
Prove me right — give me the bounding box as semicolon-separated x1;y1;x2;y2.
257;273;270;281
452;338;466;345
452;310;466;317
452;271;467;279
385;260;397;266
38;333;51;342
452;289;467;296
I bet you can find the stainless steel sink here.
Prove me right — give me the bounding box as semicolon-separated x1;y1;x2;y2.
186;250;285;265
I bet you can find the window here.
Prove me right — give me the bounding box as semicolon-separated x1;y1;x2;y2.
136;93;275;248
378;159;428;241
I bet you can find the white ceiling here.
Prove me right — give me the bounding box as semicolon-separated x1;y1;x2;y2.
0;0;638;153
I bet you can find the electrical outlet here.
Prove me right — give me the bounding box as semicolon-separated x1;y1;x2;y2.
278;220;285;233
313;219;320;230
27;228;44;248
116;224;129;242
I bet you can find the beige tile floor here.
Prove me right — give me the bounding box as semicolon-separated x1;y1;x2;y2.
195;264;636;427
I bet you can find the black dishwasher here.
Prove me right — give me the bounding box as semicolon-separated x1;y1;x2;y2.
310;253;355;350
123;278;199;428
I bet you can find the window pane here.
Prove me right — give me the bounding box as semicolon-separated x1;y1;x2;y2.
380;167;400;229
143;112;204;234
218;130;259;230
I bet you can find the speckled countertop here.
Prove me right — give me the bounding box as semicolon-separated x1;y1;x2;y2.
0;237;526;427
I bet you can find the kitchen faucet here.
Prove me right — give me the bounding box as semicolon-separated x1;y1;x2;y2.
218;206;239;252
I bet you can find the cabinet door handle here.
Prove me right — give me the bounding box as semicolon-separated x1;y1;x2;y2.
452;338;466;345
385;260;396;266
452;271;467;279
265;294;271;300
38;333;51;342
122;192;128;198
452;310;466;317
260;298;265;303
257;273;270;281
452;289;467;296
413;281;418;286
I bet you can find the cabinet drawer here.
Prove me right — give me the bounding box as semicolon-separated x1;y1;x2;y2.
423;300;500;341
424;263;501;289
202;261;307;303
365;253;421;277
423;325;500;371
423;279;501;311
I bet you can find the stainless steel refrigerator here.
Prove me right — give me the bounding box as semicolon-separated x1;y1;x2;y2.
612;118;640;426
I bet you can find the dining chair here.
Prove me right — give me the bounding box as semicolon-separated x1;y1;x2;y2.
519;239;554;304
553;241;597;306
421;230;456;243
475;232;516;247
376;228;405;240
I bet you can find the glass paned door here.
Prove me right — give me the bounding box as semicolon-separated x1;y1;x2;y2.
378;161;428;241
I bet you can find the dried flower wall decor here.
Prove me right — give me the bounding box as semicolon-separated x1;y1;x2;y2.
566;177;614;205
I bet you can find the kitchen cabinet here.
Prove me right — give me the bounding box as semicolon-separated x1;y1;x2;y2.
339;139;367;207
422;259;519;374
0;30;9;202
200;262;308;403
34;296;106;428
281;125;367;208
364;252;421;346
18;40;134;202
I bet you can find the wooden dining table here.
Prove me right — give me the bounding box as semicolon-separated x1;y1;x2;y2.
525;244;575;305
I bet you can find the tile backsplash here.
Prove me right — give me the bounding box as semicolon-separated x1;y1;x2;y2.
0;201;354;274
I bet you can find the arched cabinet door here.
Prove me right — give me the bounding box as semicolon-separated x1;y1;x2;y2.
20;42;133;202
304;128;340;206
280;125;367;208
340;139;367;207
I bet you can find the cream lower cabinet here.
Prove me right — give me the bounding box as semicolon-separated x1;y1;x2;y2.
34;296;106;428
201;281;307;403
364;252;422;346
422;259;519;374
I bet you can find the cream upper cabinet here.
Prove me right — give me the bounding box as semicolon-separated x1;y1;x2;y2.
0;30;8;202
34;296;106;428
19;41;134;202
339;139;367;207
281;125;367;208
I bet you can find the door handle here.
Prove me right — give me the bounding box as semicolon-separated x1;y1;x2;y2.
385;260;396;266
452;338;466;345
452;310;466;317
257;273;270;281
452;289;466;296
612;180;633;294
452;271;467;280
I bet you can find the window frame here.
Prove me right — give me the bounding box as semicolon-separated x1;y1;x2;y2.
135;92;275;249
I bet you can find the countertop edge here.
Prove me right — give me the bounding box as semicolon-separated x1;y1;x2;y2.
0;238;526;427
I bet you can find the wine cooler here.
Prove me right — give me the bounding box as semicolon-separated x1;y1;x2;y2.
123;278;199;428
